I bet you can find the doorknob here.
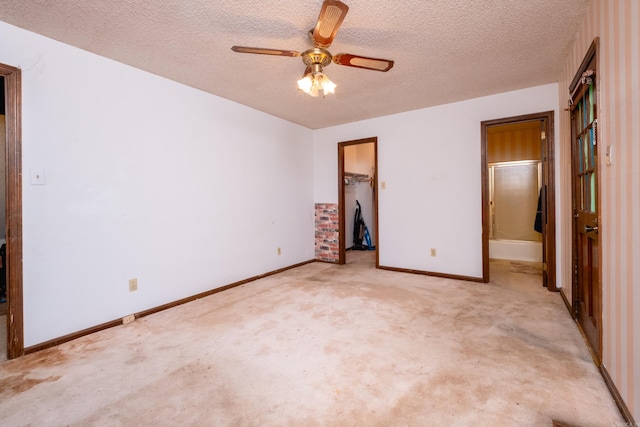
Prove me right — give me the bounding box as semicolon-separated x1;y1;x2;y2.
585;225;598;233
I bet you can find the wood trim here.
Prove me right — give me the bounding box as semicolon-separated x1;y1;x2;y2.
378;265;484;283
544;113;557;291
481;111;556;291
1;63;24;360
594;38;603;359
569;97;580;318
599;364;637;426
480;121;490;282
134;259;314;319
337;144;346;264
337;137;378;267
569;39;598;93
24;318;124;354
373;142;379;268
25;259;314;355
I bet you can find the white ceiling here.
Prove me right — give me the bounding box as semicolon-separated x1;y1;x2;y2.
0;0;591;129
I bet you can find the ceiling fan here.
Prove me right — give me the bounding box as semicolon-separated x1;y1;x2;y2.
231;0;394;97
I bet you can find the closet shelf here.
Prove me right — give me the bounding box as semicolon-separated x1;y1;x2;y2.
345;172;369;179
344;172;372;185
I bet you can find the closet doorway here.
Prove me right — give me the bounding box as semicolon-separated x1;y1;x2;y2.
337;137;379;267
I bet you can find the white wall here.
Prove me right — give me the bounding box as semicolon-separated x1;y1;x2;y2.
314;84;560;279
0;22;314;347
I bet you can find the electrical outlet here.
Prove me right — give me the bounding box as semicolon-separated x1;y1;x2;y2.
122;314;135;324
430;248;437;257
128;278;138;292
277;247;282;256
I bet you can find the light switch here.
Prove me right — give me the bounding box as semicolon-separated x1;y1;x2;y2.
30;168;46;185
381;181;386;190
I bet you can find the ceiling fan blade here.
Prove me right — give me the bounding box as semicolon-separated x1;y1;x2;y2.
333;53;394;72
312;0;349;49
231;46;300;57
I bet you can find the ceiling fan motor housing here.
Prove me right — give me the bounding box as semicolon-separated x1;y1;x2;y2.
302;48;333;68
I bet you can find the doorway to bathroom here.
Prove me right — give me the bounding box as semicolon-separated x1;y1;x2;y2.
481;112;556;290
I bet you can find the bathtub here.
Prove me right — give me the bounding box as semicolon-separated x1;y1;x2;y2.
489;239;542;262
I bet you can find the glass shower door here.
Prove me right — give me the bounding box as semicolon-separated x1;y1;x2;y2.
490;161;542;242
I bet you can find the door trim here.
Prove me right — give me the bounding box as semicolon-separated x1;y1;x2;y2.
1;63;24;359
480;111;556;290
337;137;379;266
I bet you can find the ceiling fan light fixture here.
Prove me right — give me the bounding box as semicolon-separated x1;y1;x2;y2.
319;74;336;95
297;67;336;97
297;73;314;93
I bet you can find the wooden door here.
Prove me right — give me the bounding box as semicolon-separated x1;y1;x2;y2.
570;43;601;359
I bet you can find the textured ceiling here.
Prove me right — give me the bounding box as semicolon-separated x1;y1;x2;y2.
0;0;591;129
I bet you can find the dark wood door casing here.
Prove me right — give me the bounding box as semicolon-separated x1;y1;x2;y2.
1;63;24;359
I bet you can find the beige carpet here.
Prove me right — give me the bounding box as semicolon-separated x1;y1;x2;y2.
0;253;625;426
510;260;544;275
